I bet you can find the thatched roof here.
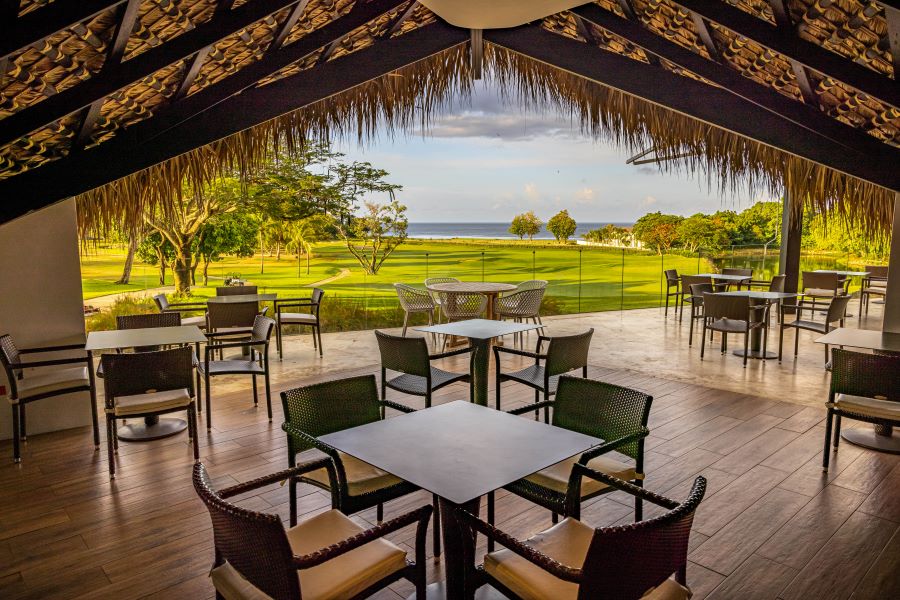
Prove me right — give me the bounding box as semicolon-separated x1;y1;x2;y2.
1;1;898;232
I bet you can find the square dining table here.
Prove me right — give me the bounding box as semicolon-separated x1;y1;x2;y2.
716;291;798;359
320;400;601;599
85;325;207;441
415;319;540;406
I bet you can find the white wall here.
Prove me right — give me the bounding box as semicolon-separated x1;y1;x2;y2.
0;199;89;439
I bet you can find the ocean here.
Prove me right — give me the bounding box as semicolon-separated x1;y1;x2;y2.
406;222;633;240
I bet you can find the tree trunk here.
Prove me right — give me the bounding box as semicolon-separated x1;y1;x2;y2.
155;245;167;285
172;244;193;294
203;259;210;286
116;236;137;284
275;242;281;261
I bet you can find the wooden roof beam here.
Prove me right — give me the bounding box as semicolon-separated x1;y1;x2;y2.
689;12;722;63
0;0;126;60
0;22;467;223
672;0;900;109
885;5;900;80
763;1;818;108
484;26;899;192
269;0;310;51
0;0;304;149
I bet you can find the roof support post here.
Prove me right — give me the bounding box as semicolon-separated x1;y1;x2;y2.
883;192;900;333
779;188;802;304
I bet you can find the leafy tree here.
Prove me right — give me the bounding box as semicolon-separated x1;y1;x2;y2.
632;212;683;254
195;211;258;285
338;200;408;275
736;201;782;244
547;210;577;243
136;231;175;286
509;211;543;240
583;223;629;245
676;213;730;253
287;214;334;275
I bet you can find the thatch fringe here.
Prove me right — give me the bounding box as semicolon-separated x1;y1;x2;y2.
77;38;893;239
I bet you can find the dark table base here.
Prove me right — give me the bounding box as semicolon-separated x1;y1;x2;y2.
407;582;506;600
732;349;778;360
842;425;900;454
117;416;188;441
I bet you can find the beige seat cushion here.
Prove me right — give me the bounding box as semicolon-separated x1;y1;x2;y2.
304;451;403;497
289;509;407;600
114;388;191;416
524;454;642;496
210;562;273;600
484;518;690;600
833;393;900;421
16;366;89;399
804;288;837;297
280;312;317;324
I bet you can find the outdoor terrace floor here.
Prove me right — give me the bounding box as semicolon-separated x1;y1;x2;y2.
1;301;898;599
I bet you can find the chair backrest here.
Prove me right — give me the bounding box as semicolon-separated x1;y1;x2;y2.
437;291;487;319
578;477;707;599
193;463;299;600
116;312;181;330
0;334;20;381
153;294;169;311
702;293;750;322
515;279;548;291
722;268;752;278
280;375;382;455
865;265;888;279
825;295;852;324
830;349;900;403
802;271;839;292
498;287;545;316
310;287;324;306
680;275;710;293
689;283;713;299
217;285;258;296
394;283;434;313
553;376;652;460
374;330;430;378
545;329;594;376
250;315;276;344
101;346;194;400
424;277;459;287
663;269;679;286
208;301;258;329
769;274;786;293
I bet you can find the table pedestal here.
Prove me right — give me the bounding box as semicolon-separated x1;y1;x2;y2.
841;424;900;454
733;300;776;360
437;496;481;600
470;338;491;407
117;416;188;441
409;582;506;600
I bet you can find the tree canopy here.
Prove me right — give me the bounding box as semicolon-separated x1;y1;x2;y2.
509;211;543;240
547;210;577;243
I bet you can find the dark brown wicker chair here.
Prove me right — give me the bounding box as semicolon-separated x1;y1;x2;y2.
101;346;198;479
700;293;768;367
274;288;323;360
116;311;182;350
859;265;888;322
494;329;594;413
663;269;680;317
153;293;206;329
193;461;431;600
497;375;652;537
216;285;258;296
687;282;713;346
721;268;753;291
823;349;900;471
375;330;472;408
778;294;852;364
0;334;98;463
280;375;442;556
460;470;706;600
678;275;711;320
800;271;843;312
200;316;275;430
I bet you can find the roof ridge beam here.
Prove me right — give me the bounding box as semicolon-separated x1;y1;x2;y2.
0;1;126;60
484;26;899;192
0;0;303;148
671;0;900;109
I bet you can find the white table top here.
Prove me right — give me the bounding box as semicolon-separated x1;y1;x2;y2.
814;328;900;352
415;318;540;340
85;326;206;351
696;273;752;281
813;270;869;277
206;294;277;303
717;291;798;300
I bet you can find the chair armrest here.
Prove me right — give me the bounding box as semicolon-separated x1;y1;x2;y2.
507;400;555;416
205;329;253;339
567;463;680;511
293;505;432;570
493;346;544;360
204;340;266;354
429;346;473;360
218;457;336;498
19;343;87;354
281;422;340;459
276;300;317;311
381;399;416;414
577;428;649;463
454;509;582;583
11;356;90;370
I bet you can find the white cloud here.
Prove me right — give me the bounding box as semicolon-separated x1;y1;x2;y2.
574;187;595;204
642;195;658;206
523;182;540;201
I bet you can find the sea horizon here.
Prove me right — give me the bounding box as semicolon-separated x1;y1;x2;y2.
406;221;633;240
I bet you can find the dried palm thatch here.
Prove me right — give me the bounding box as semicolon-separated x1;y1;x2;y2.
77;37;894;239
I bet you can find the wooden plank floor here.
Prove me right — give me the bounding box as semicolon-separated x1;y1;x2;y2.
1;325;898;599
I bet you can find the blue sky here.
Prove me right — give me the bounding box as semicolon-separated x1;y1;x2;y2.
333;82;777;223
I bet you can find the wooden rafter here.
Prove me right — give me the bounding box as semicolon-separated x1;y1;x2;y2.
381;1;419;38
609;0;661;67
0;0;304;149
885;5;900;79
672;0;900;109
689;12;721;63
763;1;818;107
0;22;468;223
269;0;311;51
484;25;899;192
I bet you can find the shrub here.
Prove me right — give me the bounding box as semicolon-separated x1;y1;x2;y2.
85;295;158;332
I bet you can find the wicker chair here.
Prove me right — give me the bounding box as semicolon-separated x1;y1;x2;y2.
424;277;459;323
678;275;711;320
460;470;706;600
0;334;98;463
721;268;753;291
274;288;323;360
375;330;472;408
778;294;851;364
823;349;900;471
859;265;888;322
494;282;547;346
494;329;594;413
116;312;182;350
394;284;435;337
687;283;714;346
700;293;768;367
193;461;431;600
217;285;258;296
663;269;680;317
800;271;843;312
200;316;275;430
101;347;198;479
280;375;441;555
437;291;488;322
153;294;206;329
498;376;652;534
